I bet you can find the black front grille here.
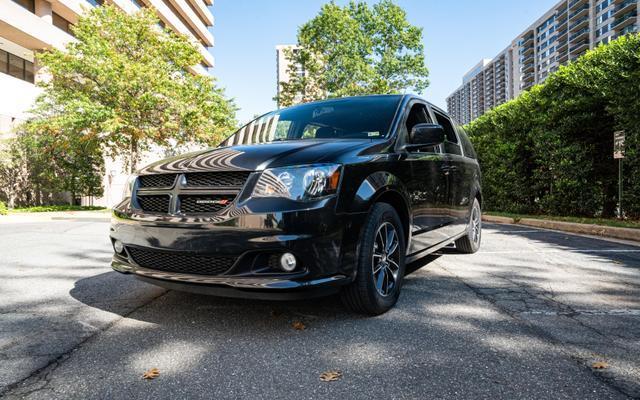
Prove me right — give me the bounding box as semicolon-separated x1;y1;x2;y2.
137;195;170;213
139;174;176;188
179;195;235;214
127;247;236;276
185;171;251;187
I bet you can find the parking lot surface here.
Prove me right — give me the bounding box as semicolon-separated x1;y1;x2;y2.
1;221;639;399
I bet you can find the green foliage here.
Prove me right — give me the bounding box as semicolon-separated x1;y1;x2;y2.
11;205;106;213
29;5;236;172
277;0;429;107
467;34;640;219
0;201;7;215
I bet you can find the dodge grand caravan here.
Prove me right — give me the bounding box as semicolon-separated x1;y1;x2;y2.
110;95;482;315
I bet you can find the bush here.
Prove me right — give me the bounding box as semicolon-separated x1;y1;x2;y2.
467;33;640;219
0;201;7;215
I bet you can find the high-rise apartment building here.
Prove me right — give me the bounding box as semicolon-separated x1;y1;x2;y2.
0;0;215;206
447;0;639;124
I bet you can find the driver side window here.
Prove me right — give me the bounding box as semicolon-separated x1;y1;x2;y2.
402;103;438;152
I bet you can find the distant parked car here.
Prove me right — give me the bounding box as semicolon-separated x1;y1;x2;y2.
111;95;482;314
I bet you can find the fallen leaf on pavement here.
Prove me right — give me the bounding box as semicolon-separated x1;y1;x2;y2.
592;361;609;370
320;370;342;382
292;321;306;330
143;368;160;380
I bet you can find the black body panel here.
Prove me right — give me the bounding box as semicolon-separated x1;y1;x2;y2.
110;95;481;299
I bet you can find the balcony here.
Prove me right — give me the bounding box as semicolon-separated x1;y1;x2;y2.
520;45;535;56
569;27;590;41
612;12;638;30
569;4;589;20
569;16;589;31
614;23;639;37
614;0;638;17
520;63;535;73
519;31;534;47
568;0;588;12
520;54;535;64
570;40;590;54
557;51;569;63
556;27;569;39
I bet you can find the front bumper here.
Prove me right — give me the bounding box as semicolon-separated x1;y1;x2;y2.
110;196;365;299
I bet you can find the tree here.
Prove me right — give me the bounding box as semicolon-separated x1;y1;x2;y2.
466;33;640;219
29;5;236;172
277;0;429;107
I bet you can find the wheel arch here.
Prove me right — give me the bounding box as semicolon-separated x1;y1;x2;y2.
345;171;412;247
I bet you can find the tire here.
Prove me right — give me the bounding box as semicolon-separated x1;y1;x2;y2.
455;197;482;254
340;203;406;315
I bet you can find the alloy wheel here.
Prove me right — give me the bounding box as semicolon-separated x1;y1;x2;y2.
471;204;481;245
372;222;401;297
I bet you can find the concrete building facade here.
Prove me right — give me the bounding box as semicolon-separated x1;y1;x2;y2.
0;0;215;206
447;0;639;124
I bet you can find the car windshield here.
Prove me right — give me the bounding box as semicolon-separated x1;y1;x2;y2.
220;96;402;146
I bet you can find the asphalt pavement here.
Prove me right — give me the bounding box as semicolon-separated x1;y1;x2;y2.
1;220;639;399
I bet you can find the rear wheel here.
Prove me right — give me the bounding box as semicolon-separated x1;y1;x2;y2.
455;198;481;253
340;203;406;315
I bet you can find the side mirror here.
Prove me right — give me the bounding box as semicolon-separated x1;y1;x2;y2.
408;123;445;148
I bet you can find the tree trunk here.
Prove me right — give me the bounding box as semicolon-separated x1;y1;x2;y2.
130;136;138;174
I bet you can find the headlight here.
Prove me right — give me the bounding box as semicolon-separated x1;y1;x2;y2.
122;174;137;199
252;164;341;201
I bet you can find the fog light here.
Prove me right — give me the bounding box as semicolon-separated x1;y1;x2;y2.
279;253;297;272
113;240;124;254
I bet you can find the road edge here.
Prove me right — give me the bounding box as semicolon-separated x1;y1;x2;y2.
483;215;640;244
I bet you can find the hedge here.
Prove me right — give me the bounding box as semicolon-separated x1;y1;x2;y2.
466;34;640;219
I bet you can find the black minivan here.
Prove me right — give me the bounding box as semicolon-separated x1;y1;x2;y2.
111;95;482;314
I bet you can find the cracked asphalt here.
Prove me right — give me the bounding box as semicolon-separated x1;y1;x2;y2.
1;220;639;399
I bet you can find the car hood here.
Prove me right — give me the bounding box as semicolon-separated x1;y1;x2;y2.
137;139;377;175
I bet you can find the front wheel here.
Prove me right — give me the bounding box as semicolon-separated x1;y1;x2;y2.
340;203;406;315
455;198;482;253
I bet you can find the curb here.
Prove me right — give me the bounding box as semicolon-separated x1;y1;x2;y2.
483;215;640;243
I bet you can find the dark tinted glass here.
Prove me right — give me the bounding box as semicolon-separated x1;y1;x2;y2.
221;96;402;146
0;50;7;74
457;126;477;159
25;60;34;83
53;12;71;34
8;54;24;80
433;111;462;155
12;0;34;12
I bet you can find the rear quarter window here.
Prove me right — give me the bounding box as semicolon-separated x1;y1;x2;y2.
457;126;477;159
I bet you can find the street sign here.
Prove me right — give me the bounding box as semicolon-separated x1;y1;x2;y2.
614;130;625;159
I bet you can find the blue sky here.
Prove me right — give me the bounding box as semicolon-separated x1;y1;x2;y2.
211;0;558;124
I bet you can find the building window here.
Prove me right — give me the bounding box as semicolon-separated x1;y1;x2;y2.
0;50;35;84
53;12;74;35
86;0;104;6
11;0;35;12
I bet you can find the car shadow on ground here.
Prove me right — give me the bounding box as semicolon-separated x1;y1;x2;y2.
56;246;626;399
68;253;442;319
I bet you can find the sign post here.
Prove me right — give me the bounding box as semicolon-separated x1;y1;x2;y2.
614;131;625;219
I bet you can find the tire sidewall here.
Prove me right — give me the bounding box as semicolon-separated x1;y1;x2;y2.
468;198;482;252
358;204;406;313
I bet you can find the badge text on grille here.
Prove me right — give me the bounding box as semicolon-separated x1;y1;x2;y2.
195;199;230;205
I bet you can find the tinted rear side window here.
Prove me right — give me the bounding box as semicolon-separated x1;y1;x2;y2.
457;126;477;159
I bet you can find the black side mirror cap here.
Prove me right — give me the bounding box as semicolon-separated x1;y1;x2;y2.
407;123;445;148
